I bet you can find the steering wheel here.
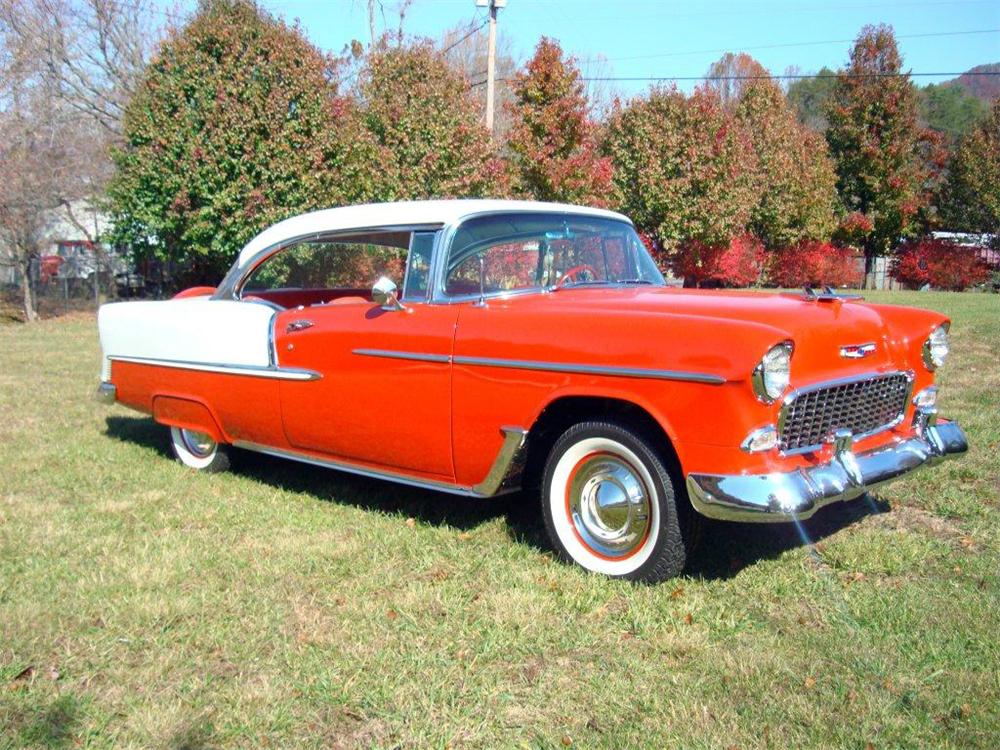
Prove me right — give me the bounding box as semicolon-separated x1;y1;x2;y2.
555;264;599;288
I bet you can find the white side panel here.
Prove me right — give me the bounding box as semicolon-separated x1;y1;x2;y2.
98;298;274;375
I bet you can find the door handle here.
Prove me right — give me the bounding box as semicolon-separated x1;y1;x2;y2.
285;319;314;333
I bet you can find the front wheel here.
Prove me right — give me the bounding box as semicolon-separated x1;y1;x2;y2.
169;426;230;472
541;421;691;582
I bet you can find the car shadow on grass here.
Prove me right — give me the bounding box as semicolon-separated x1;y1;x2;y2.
104;415;891;580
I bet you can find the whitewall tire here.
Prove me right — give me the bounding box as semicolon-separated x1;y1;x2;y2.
169;426;230;473
541;422;690;582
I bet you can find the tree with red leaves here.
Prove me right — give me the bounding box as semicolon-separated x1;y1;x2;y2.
603;85;758;285
892;238;989;291
766;242;862;288
825;25;931;279
505;38;612;205
670;234;765;288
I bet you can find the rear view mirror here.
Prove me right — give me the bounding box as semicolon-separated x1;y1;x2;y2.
372;276;405;311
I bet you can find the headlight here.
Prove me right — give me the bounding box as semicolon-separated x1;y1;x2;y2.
752;342;793;403
922;325;949;370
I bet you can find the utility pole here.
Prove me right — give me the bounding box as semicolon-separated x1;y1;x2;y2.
476;0;506;134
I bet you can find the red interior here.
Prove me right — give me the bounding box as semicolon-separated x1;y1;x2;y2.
244;288;371;309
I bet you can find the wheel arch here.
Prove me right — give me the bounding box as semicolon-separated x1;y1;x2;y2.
521;394;685;494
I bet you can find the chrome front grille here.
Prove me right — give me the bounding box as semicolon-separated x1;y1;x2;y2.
778;372;912;453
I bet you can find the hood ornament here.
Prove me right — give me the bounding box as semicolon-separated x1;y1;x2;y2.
840;342;876;359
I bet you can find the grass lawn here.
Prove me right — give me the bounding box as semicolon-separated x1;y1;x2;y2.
1;291;998;749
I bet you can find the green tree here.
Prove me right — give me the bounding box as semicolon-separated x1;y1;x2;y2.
786;67;837;131
825;24;929;275
602;85;757;254
357;39;506;200
734;72;838;248
943;98;1000;237
108;0;371;286
919;83;988;142
505;37;612;205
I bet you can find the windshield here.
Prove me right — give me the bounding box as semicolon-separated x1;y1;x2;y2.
443;212;664;297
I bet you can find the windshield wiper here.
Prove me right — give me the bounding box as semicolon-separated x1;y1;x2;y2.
549;278;655;292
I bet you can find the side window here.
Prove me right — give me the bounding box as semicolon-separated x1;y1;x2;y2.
446;239;541;296
240;231;411;307
403;232;435;301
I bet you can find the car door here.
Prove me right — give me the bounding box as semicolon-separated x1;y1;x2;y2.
270;231;459;479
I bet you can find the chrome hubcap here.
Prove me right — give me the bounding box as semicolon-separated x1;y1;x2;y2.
181;429;216;458
568;453;651;558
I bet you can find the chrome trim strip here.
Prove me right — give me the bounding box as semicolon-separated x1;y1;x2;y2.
234;426;530;498
95;382;117;404
473;426;529;495
352;348;451;364
452;355;726;385
108;355;321;381
687;420;968;523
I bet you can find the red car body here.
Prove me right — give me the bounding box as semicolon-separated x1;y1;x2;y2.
96;201;967;580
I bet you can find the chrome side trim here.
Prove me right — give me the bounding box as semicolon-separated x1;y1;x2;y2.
352;349;724;384
687;420;968;523
452;355;726;385
109;355;321;381
352;348;451;364
95;382;117;404
234;427;530;498
473;426;529;496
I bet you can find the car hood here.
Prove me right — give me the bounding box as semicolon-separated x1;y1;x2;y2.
548;286;945;381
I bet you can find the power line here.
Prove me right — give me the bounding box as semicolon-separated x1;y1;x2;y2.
440;15;488;56
591;28;1000;64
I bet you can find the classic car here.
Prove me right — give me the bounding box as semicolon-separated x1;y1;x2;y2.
95;200;968;581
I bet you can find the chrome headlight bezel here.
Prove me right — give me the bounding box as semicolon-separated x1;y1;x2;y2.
922;324;950;371
752;341;794;403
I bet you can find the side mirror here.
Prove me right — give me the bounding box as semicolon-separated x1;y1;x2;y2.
372;276;405;311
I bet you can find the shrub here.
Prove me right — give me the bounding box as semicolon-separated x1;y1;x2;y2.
670;234;764;287
766;241;862;288
891;239;990;291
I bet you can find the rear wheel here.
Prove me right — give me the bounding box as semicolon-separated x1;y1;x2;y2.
541;421;690;582
169;426;230;473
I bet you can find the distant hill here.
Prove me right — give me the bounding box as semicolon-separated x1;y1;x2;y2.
945;63;1000;102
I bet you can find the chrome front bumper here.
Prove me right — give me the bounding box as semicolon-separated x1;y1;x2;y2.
687;420;968;523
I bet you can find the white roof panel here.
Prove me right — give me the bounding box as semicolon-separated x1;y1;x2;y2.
236;199;631;267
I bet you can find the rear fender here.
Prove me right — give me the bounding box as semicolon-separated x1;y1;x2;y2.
152;396;225;443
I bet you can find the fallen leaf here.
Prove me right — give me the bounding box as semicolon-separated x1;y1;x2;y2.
405;517;416;528
670;586;684;599
847;689;858;703
960;703;972;719
959;537;975;549
882;677;894;691
865;743;875;750
804;676;816;689
684;613;693;625
386;609;398;621
850;571;865;582
561;736;572;747
457;532;471;541
953;566;962;574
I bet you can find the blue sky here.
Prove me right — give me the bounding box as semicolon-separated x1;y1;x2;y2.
163;0;999;97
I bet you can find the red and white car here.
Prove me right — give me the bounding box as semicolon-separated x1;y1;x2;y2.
96;200;968;581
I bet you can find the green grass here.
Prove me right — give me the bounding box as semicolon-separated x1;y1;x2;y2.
1;291;998;749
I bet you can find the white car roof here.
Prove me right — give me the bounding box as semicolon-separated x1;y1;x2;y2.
236;199;631;267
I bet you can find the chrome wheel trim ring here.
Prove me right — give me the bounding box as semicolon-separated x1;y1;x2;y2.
566;452;651;559
180;428;216;458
